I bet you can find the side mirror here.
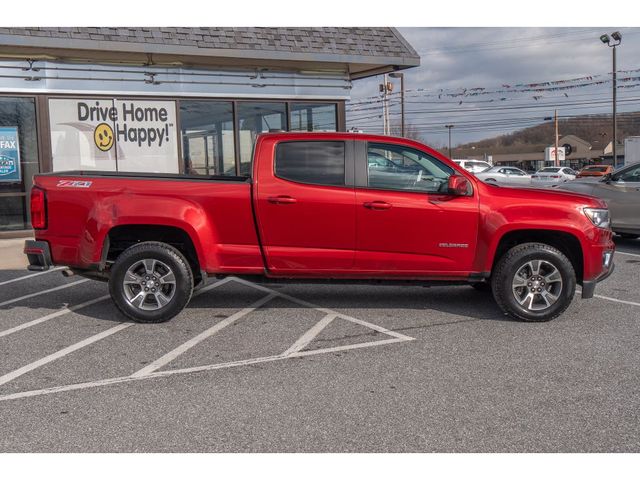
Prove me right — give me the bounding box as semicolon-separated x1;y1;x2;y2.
448;175;470;196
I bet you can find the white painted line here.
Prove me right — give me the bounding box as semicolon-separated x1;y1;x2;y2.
0;331;414;403
0;267;65;287
0;295;110;339
131;292;277;377
229;277;415;341
192;276;235;297
0;278;89;308
0;322;132;387
281;313;337;357
289;337;409;358
0;374;136;402
616;250;640;259
594;294;640;308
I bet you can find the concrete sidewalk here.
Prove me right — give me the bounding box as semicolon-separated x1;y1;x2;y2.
0;238;31;270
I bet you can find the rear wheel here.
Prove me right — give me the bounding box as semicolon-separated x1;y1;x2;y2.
491;243;575;322
109;241;194;323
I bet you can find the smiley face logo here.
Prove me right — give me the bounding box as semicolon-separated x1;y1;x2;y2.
94;123;114;152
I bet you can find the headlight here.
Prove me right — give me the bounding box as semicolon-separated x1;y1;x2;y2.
583;208;611;229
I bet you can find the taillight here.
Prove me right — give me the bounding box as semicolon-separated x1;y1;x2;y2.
550;175;560;179
30;187;47;229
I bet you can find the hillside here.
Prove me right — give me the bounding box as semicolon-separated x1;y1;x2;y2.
454;111;640;157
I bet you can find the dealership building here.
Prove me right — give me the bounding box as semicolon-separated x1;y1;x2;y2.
0;27;419;235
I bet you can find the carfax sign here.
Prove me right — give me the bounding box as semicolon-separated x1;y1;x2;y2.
0;127;21;183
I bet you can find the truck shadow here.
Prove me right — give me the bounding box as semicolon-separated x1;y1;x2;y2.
189;282;515;323
0;268;513;324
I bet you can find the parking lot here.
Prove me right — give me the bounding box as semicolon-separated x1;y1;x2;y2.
0;237;639;452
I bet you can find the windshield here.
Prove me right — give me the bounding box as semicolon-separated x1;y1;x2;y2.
539;167;560;173
584;166;608;172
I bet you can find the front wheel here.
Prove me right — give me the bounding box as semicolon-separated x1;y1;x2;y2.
109;241;194;323
491;243;576;322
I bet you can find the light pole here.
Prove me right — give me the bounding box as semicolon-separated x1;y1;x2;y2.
445;124;454;158
600;31;622;167
389;72;405;137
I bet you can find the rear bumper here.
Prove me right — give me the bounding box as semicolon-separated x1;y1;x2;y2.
24;240;53;271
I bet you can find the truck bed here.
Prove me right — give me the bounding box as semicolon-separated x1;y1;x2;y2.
32;171;264;275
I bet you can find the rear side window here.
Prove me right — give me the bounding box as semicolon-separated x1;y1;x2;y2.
275;141;345;186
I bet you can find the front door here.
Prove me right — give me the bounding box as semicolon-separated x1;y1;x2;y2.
354;141;479;276
255;139;356;274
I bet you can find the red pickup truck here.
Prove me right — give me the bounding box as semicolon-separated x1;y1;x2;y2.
25;132;614;323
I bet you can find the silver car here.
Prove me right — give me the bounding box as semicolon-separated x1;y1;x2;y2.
556;162;640;238
475;166;532;186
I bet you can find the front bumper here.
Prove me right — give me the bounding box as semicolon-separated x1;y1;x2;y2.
581;249;615;299
24;240;53;271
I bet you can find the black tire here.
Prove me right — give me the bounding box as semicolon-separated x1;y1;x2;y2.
491;242;576;322
616;232;639;240
109;241;194;323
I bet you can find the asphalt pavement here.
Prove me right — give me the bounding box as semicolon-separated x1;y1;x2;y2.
0;237;639;452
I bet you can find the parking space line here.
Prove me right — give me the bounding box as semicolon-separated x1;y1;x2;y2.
594;294;640;308
281;313;337;357
0;322;132;387
0;331;413;403
0;295;110;339
617;250;640;258
131;292;277;378
0;278;89;308
289;337;408;358
0;267;65;287
229;277;415;342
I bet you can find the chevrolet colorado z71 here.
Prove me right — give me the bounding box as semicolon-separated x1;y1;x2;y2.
24;132;615;323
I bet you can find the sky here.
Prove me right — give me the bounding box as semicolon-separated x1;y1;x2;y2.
346;27;640;148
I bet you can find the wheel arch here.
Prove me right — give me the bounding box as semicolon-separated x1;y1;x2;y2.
103;224;203;284
489;229;584;284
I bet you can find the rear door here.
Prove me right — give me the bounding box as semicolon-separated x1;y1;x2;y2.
354;141;479;275
254;138;356;274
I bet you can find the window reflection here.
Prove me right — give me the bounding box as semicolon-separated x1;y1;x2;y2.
237;102;286;175
180;101;235;176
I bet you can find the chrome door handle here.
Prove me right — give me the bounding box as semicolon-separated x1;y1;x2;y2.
363;201;392;210
268;195;297;205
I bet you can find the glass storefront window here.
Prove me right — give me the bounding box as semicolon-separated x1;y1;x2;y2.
237;102;286;175
290;103;337;132
0;97;38;231
179;100;235;176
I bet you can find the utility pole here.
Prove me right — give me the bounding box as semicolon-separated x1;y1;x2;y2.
555;109;559;167
600;32;622;167
445;124;454;158
613;43;618;167
389;72;405;137
379;74;393;136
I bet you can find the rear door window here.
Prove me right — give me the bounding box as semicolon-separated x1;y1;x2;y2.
275;141;345;186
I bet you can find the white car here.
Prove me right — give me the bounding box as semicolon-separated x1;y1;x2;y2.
532;167;577;185
475;166;532;185
453;160;492;174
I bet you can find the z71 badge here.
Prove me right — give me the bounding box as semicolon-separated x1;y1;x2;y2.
57;180;92;188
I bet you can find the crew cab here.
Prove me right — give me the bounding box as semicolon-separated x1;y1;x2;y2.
24;132;615;323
